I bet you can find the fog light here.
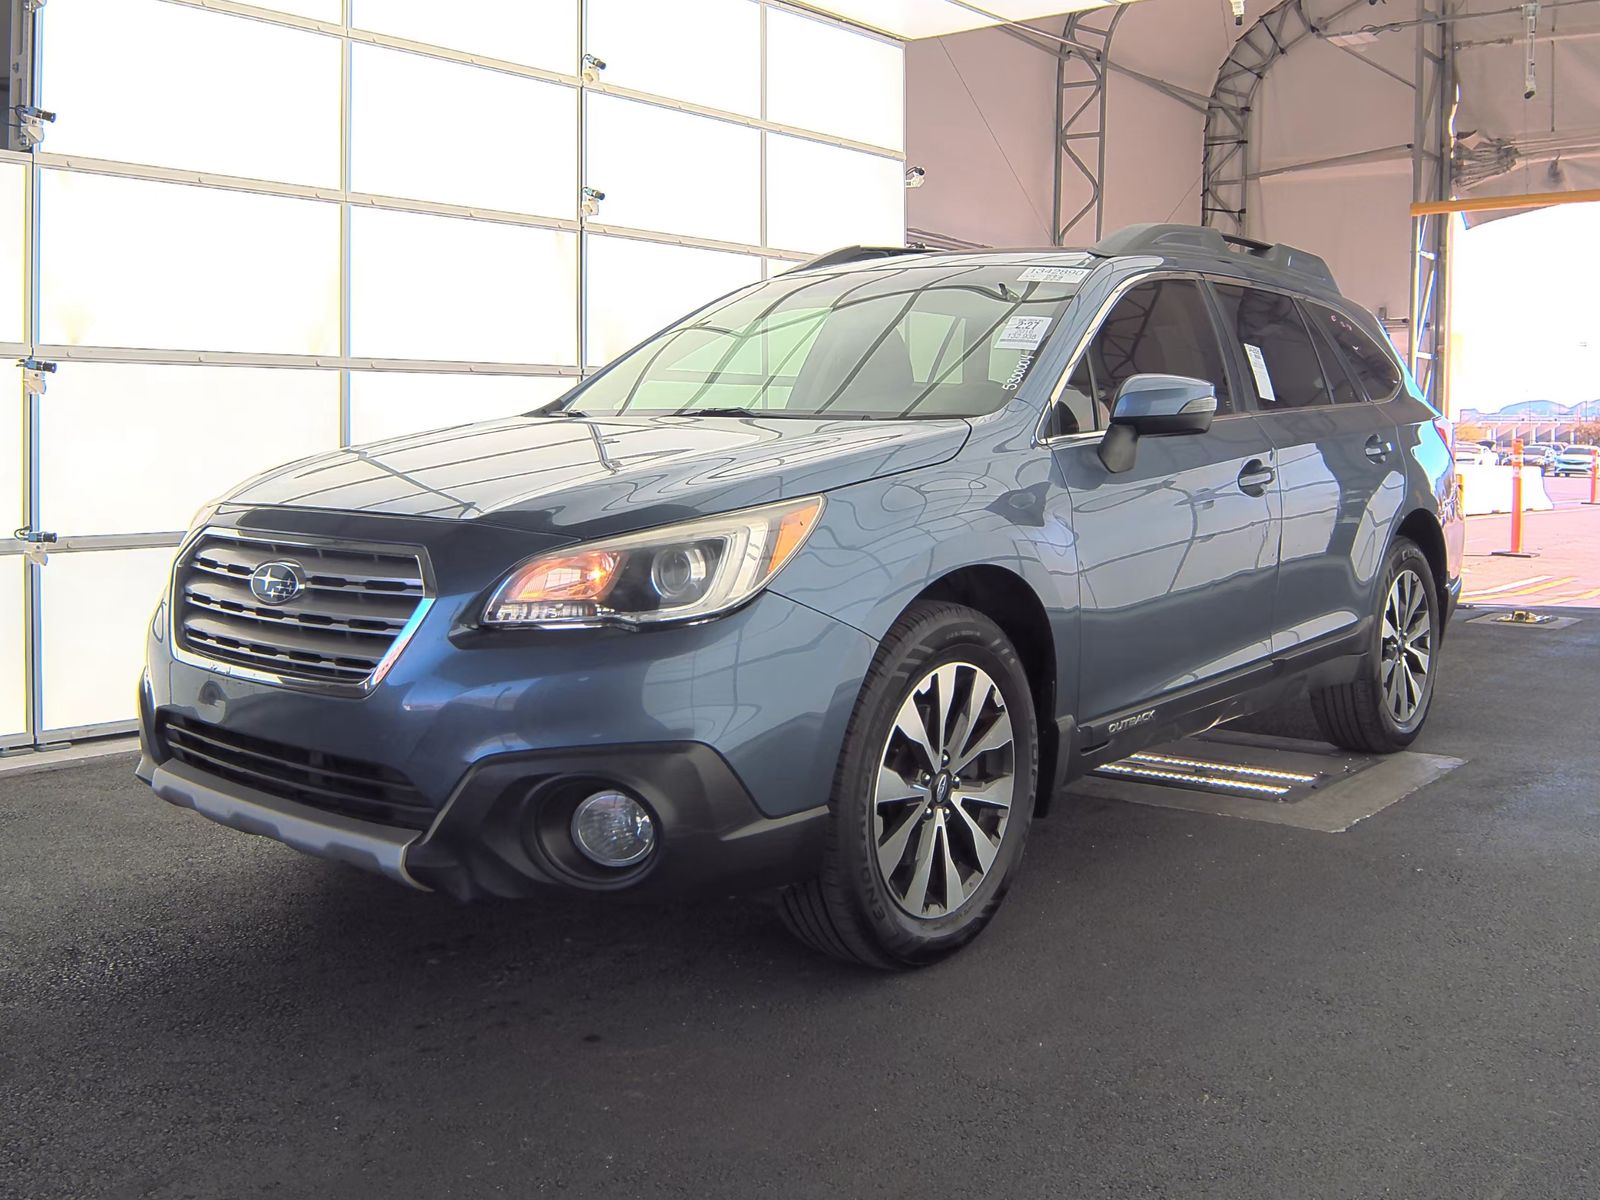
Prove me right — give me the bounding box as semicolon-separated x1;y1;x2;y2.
571;790;656;868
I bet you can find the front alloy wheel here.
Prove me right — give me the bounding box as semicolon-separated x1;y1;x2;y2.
875;664;1015;920
778;601;1038;968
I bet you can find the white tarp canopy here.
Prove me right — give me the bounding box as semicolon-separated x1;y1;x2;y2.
903;0;1600;332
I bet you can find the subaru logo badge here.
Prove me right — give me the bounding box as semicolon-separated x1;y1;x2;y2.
249;560;305;606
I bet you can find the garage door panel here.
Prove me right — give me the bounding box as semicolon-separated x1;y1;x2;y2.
765;134;905;254
351;43;577;219
587;0;760;114
766;8;904;150
42;0;341;187
0;162;24;346
0;556;24;746
587;95;760;244
350;208;577;365
40;547;173;733
38;364;340;538
349;372;573;444
350;0;577;76
1;376;19;539
39;171;340;355
585;236;762;367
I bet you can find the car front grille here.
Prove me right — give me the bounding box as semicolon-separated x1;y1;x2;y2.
160;714;436;831
173;531;429;688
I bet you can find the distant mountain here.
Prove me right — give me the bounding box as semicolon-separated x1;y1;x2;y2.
1458;399;1600;421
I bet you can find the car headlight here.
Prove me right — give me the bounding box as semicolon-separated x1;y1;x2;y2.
483;496;824;629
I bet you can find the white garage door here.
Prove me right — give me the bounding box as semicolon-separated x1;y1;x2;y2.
0;0;905;750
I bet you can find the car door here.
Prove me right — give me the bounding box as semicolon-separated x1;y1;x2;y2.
1209;282;1406;655
1047;274;1281;729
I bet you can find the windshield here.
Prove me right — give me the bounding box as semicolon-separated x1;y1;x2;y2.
561;262;1086;421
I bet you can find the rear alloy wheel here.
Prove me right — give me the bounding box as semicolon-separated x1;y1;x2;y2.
778;601;1038;968
1310;537;1439;753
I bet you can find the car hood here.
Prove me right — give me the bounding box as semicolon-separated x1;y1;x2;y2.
221;412;971;541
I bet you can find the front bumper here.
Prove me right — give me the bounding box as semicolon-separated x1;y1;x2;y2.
138;507;876;898
137;717;828;900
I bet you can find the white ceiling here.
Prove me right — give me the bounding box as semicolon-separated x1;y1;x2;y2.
794;0;1144;40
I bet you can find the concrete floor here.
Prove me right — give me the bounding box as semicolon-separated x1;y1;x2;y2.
3;611;1598;1200
1462;476;1600;606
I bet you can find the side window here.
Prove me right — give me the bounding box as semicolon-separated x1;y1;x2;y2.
1212;283;1332;410
1305;302;1403;403
1048;356;1097;436
1302;307;1364;404
1075;279;1235;420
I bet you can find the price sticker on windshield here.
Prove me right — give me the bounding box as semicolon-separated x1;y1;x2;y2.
996;315;1053;350
1018;266;1090;284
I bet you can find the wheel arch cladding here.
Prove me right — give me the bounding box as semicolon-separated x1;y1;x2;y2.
912;565;1060;816
1395;508;1448;617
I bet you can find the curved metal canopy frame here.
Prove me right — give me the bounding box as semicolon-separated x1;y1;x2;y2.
1201;0;1454;409
1052;5;1127;245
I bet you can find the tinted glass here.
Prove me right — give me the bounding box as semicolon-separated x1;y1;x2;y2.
1305;301;1402;403
1066;279;1233;427
566;264;1083;420
1303;308;1363;404
1213;284;1331;410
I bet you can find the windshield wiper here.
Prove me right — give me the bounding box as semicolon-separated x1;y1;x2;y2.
681;406;767;418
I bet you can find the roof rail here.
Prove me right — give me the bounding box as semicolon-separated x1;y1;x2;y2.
1090;223;1339;292
791;244;931;273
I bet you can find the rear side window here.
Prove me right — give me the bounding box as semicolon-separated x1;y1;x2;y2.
1304;302;1402;403
1212;283;1332;410
1303;308;1364;404
1059;279;1234;433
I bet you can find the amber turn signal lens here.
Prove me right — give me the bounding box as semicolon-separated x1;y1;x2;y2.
501;550;620;603
765;498;822;575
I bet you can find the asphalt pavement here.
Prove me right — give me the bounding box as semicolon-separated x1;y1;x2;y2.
3;610;1598;1200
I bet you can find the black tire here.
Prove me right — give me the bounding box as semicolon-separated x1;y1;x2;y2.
777;601;1038;969
1309;537;1440;754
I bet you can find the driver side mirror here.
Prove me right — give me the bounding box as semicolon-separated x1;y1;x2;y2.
1098;374;1218;473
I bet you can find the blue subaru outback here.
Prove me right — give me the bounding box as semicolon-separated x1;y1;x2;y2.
138;224;1463;967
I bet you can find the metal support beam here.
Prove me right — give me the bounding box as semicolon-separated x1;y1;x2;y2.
1202;0;1370;235
1051;5;1124;246
1410;1;1455;413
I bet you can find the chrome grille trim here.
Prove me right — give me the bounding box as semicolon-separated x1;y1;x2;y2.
170;528;435;694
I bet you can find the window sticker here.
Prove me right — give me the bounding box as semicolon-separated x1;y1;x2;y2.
1019;266;1090;284
1243;343;1277;402
996;315;1053;350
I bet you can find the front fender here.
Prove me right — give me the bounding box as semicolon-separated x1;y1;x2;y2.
771;444;1079;721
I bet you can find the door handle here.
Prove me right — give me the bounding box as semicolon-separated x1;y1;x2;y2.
1237;459;1275;495
1364;435;1394;463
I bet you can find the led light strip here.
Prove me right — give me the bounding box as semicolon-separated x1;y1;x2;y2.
1126;752;1319;785
1095;762;1292;797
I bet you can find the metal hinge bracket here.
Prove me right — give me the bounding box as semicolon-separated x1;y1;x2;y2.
19;358;55;395
14;104;56;149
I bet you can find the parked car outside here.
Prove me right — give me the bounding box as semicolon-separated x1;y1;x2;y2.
1520;443;1561;473
136;224;1464;967
1552;445;1599;477
1454;443;1495;468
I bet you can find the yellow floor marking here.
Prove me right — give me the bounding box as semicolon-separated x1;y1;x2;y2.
1466;575;1552;596
1467;576;1578;602
1536;586;1600;604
